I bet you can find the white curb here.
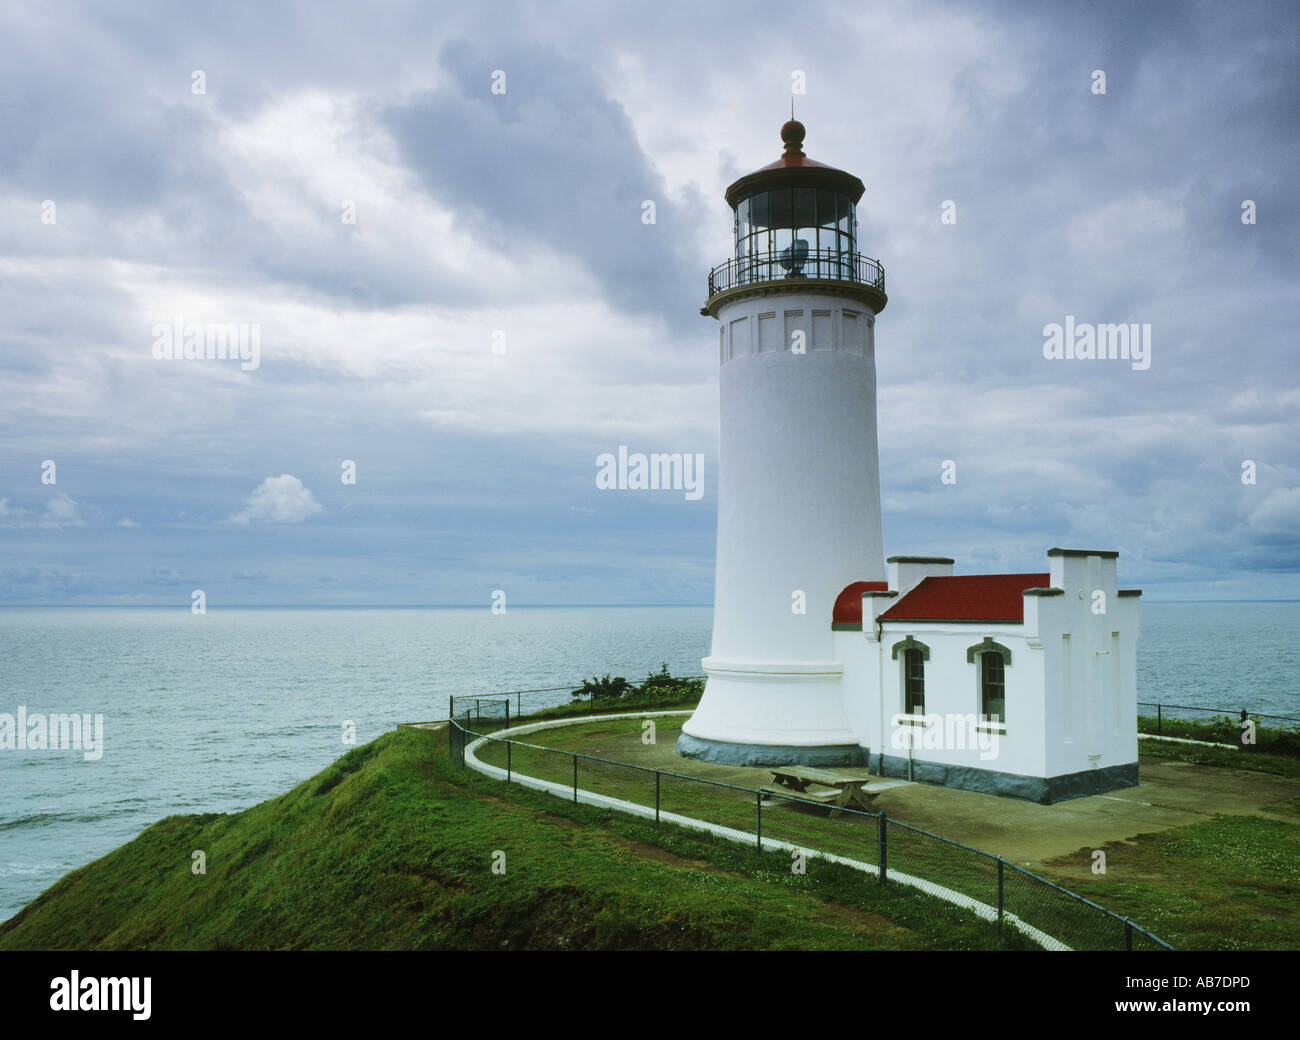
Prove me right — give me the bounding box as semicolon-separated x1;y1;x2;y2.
460;710;1068;951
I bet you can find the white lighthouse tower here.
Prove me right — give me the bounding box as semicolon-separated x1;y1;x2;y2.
678;120;888;766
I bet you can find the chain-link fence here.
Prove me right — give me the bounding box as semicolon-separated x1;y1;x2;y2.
446;712;1174;951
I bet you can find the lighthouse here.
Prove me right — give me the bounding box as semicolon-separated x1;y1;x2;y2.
677;120;889;767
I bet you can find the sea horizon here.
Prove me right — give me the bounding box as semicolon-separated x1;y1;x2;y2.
2;601;1298;918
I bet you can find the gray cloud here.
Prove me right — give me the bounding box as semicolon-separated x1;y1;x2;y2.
0;0;1295;605
384;38;709;335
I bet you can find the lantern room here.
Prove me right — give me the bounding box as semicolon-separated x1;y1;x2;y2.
706;120;885;309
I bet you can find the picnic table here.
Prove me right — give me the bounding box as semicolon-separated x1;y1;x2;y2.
759;765;882;815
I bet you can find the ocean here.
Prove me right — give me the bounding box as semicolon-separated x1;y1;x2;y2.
1;602;1297;919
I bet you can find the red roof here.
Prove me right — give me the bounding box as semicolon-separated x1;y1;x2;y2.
832;580;890;624
724;121;866;207
877;573;1050;623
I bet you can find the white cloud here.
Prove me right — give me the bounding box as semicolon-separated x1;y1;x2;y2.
40;493;84;529
229;475;324;524
117;517;140;528
1065;193;1186;256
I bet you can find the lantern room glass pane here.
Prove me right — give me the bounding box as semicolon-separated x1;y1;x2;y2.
769;189;791;228
793;187;815;228
817;189;837;228
726;188;862;282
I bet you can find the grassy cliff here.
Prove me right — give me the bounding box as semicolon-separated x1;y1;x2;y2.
0;725;1027;951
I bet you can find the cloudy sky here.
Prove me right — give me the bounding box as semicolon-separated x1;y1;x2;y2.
0;0;1296;605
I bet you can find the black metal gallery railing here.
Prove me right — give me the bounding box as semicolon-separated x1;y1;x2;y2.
707;248;885;298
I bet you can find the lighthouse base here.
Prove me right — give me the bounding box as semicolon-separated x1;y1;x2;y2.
676;657;863;766
675;732;867;768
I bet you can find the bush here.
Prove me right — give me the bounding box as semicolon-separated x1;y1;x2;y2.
569;665;704;705
571;674;633;702
638;663;705;701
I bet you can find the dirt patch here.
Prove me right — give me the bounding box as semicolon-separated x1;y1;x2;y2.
812;900;911;937
620;839;732;875
538;812;583;830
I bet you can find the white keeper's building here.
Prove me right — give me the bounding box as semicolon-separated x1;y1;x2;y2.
676;121;1140;803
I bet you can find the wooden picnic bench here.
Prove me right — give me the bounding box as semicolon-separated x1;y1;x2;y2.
759;765;881;815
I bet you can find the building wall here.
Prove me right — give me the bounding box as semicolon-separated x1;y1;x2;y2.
1029;554;1140;778
684;290;883;757
871;621;1047;779
842;550;1141;801
709;290;883;665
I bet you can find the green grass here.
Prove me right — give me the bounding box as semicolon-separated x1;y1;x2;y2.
1042;814;1300;951
0;725;1033;951
1137;734;1300;779
477;714;1300;951
1137;713;1300;757
473;718;1160;950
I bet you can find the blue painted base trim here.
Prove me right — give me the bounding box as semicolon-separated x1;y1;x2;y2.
676;733;867;768
870;753;1138;804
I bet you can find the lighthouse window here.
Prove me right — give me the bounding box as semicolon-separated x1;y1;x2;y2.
793;187;816;228
904;649;925;714
838;201;854;237
769;189;792;228
817;189;838;228
981;653;1005;723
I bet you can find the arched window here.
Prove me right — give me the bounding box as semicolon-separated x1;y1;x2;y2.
980;653;1005;723
904;648;925;714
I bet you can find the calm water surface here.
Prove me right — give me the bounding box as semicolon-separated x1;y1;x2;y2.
1;603;1296;917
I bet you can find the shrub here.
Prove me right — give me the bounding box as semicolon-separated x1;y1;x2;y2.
571;674;633;702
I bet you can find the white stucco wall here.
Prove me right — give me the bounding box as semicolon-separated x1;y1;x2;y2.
837;551;1140;783
872;622;1048;778
1032;553;1140;776
685;289;884;750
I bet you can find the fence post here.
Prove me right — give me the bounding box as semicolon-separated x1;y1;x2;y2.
878;811;888;885
1125;919;1134;952
997;858;1004;938
1157;703;1162;735
505;701;510;732
507;740;511;783
756;791;762;853
573;755;579;804
655;772;661;827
